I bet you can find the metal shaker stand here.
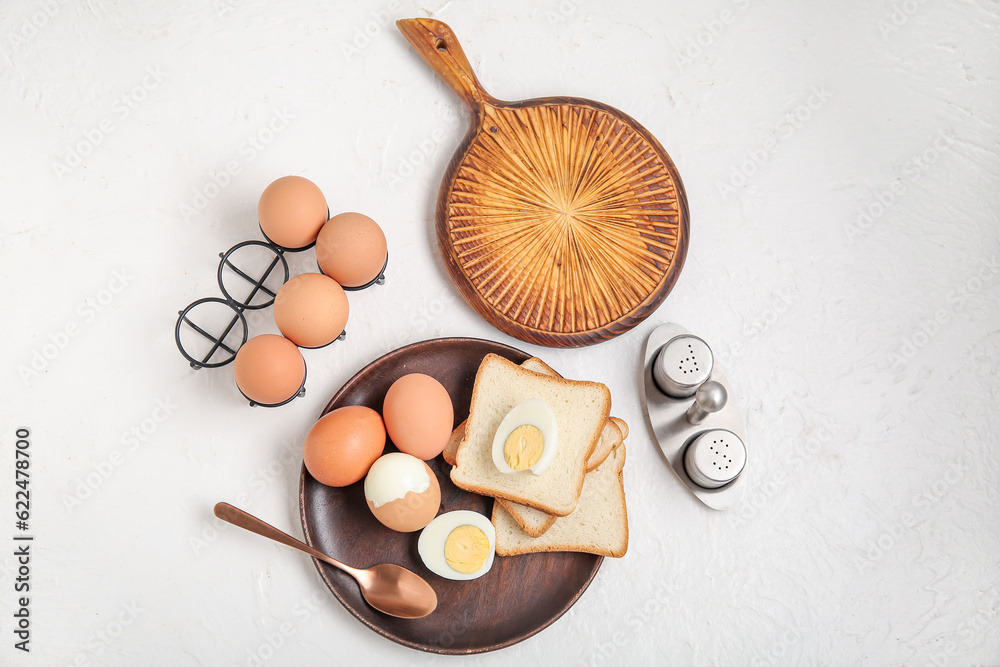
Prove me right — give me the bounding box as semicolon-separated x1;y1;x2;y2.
640;323;749;510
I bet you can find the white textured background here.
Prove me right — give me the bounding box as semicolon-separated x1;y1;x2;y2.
1;0;998;664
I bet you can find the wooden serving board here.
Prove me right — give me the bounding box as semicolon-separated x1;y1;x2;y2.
398;18;689;348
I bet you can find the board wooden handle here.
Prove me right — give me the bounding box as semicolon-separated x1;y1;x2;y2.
396;18;495;112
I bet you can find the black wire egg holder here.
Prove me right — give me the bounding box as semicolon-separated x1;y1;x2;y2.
174;227;386;408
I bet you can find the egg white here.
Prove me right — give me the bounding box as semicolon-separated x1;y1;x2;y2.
363;452;430;508
417;510;496;581
491;398;559;475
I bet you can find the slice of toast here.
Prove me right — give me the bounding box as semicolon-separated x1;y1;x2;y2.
451;354;610;517
492;443;629;558
445;357;623;535
519;355;559;377
585;419;623;473
442;357;621;471
610;416;628;440
442;420;466;467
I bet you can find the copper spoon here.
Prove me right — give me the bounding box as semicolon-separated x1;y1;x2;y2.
213;502;437;619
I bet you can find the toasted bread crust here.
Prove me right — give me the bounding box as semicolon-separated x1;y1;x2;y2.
496;498;557;537
610;416;628;440
442;421;465;467
519;356;559;376
584;419;623;472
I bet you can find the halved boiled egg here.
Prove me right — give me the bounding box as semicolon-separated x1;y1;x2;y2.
491;399;558;475
417;510;496;581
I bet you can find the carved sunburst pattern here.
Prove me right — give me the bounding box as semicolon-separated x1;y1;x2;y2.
445;102;683;335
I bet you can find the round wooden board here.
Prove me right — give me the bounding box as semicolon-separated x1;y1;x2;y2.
299;338;603;654
399;19;689;348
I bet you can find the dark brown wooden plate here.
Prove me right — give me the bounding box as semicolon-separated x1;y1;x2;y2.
299;337;603;654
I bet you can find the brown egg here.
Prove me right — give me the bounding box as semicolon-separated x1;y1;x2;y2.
316;212;388;288
232;334;305;406
303;406;386;487
258;176;328;250
364;453;441;532
382;373;454;460
273;273;349;348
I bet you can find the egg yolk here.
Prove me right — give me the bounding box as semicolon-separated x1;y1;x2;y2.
444;525;490;574
503;424;545;470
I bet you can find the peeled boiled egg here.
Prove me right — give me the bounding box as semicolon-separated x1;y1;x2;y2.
303;406;386;487
232;334;305;406
417;510;496;581
273;273;349;348
316;212;388;288
258;176;328;250
382;373;454;460
364;452;441;532
491;399;558;475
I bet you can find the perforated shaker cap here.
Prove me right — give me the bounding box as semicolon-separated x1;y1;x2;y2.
653;334;714;398
684;429;747;489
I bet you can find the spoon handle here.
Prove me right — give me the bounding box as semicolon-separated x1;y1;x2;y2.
213;502;357;576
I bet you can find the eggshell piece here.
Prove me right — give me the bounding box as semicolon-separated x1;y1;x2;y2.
303;406;386;487
273;273;349;348
367;486;441;533
316;212;388;288
233;334;305;406
382;373;454;460
258;176;328;250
